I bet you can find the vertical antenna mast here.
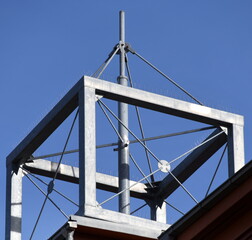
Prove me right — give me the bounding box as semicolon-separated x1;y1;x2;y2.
118;10;130;214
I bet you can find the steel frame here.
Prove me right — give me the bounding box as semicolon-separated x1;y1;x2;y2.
5;76;245;239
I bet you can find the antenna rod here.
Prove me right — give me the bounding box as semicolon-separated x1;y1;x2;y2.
118;10;130;214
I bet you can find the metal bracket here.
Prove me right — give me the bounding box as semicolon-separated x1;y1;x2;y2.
125;42;136;54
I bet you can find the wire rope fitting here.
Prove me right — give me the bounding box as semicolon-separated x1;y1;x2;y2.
113;139;129;151
116;42;133;54
116;41;125;55
158;160;171;173
47;180;55;194
124;42;135;54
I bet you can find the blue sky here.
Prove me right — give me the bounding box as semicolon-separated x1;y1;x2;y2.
1;1;252;239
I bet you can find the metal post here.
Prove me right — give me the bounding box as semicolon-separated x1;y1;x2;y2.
150;201;167;224
118;10;130;214
227;124;245;177
5;164;22;240
78;86;97;215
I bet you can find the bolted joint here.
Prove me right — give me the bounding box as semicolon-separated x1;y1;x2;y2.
116;41;125;55
116;42;133;54
119;40;125;47
113;140;130;151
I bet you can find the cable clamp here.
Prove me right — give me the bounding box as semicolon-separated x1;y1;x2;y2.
95;95;103;101
47;180;54;194
113;140;130;151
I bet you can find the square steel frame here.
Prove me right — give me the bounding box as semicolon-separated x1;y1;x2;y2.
5;76;245;239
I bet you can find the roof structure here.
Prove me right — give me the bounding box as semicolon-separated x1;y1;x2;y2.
159;160;252;240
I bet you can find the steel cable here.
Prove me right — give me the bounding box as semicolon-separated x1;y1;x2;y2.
129;153;153;187
97;99;153;187
205;144;228;197
169;170;198;204
21;166;78;207
164;200;185;215
91;45;120;79
130;203;148;215
98;168;160;207
128;48;203;105
168;130;225;165
125;54;155;182
29;108;79;239
31;126;216;160
23;171;69;219
97;46;120;79
97;98;162;164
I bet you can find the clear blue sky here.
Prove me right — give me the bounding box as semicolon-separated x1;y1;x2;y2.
1;1;252;239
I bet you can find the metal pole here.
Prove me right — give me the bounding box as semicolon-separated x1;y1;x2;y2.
118;10;130;214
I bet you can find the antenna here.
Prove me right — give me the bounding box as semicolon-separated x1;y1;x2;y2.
118;10;130;214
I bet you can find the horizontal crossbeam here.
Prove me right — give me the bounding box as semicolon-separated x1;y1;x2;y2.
84;76;243;126
24;159;151;200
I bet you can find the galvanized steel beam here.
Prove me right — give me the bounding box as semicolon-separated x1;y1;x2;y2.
69;214;167;240
227;124;245;176
24;159;150;199
83;76;244;126
81;205;170;235
78;86;97;213
5;165;22;240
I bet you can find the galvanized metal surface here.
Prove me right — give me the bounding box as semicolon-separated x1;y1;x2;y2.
5;165;22;240
24;159;150;199
78;87;97;213
50;215;168;240
118;10;130;214
83;76;244;126
81;206;170;232
5;74;245;239
227;124;245;176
